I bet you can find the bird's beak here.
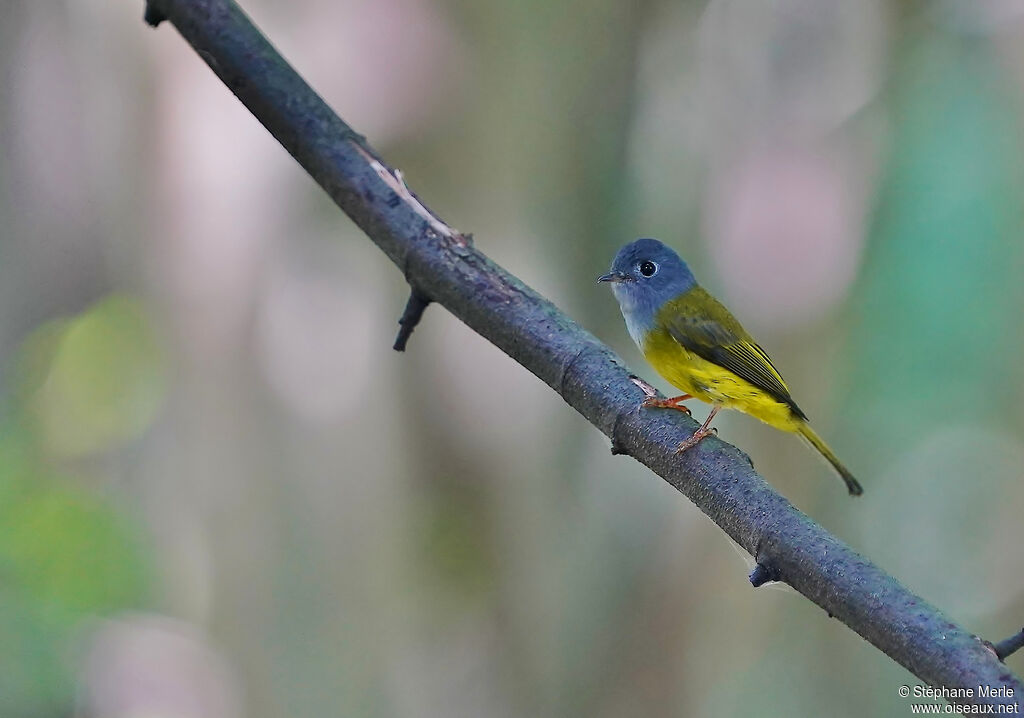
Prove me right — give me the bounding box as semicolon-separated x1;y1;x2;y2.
597;271;633;284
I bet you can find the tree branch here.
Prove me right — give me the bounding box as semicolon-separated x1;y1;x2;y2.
994;629;1024;662
143;0;1023;706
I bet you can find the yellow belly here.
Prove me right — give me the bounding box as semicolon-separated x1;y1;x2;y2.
641;329;802;432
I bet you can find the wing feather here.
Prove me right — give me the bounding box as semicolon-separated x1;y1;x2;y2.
663;289;807;420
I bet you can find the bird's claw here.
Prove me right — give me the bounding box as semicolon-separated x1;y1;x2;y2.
675;428;713;454
641;395;692;415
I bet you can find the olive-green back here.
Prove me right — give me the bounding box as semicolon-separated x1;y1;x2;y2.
656;287;806;419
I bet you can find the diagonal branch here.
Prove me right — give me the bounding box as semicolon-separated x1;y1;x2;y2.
142;0;1023;706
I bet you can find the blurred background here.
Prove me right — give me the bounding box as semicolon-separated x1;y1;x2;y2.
1;0;1023;716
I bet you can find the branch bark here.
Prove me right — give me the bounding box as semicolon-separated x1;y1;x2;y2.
143;0;1023;706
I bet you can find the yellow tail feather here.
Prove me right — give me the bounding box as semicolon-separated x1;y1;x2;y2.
797;424;863;496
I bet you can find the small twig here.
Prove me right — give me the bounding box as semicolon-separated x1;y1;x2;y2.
749;562;780;587
393;290;432;352
349;145;451;351
993;628;1024;662
143;1;166;26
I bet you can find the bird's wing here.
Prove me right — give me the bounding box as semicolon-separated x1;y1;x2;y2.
662;288;806;419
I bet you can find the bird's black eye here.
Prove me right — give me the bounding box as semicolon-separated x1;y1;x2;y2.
639;261;658;277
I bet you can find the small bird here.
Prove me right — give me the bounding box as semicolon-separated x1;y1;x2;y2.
599;238;862;496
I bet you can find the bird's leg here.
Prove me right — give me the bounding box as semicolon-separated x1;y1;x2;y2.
641;394;693;415
675;405;721;453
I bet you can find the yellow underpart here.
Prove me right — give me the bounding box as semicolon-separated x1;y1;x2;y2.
641;327;803;433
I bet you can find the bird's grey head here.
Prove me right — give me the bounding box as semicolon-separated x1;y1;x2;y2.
598;238;697;347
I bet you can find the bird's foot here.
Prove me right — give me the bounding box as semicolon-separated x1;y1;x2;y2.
630;377;693;414
674;427;715;453
674;406;721;453
641;395;692;415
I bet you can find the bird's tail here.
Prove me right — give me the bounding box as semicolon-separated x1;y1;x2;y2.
797;424;863;496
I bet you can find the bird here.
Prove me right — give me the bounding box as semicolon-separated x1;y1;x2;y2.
599;238;862;496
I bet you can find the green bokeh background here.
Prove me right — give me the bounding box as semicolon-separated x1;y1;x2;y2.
1;1;1023;716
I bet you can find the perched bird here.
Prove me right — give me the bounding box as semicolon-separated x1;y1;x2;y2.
599;238;862;496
